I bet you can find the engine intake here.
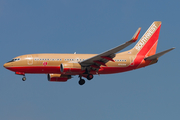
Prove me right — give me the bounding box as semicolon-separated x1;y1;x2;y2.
60;63;82;73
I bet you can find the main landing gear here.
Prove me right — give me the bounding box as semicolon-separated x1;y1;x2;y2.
79;79;85;85
87;74;93;80
78;74;94;85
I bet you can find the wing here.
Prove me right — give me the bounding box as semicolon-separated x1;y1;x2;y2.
80;27;141;70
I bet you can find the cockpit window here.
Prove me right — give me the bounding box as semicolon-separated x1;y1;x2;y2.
8;58;20;63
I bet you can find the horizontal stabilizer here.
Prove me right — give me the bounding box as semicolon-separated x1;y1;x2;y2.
144;47;175;60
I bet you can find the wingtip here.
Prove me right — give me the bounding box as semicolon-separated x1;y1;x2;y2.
169;47;175;51
131;27;141;42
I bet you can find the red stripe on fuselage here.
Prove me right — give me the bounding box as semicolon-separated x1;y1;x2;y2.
6;65;135;75
6;66;61;74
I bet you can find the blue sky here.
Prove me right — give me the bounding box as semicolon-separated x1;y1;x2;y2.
0;0;179;120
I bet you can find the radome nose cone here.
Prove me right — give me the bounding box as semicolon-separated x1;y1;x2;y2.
3;63;6;68
3;63;9;68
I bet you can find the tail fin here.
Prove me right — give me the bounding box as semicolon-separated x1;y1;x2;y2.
131;21;162;57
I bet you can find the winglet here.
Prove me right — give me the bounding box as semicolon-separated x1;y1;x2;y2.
144;47;175;60
131;27;141;42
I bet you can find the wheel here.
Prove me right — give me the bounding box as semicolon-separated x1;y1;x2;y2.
87;74;93;80
22;77;26;81
78;79;85;85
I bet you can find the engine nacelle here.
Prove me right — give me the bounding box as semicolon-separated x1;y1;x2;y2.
60;63;82;73
47;74;71;82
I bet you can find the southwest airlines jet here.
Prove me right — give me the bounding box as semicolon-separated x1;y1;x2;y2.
3;21;175;85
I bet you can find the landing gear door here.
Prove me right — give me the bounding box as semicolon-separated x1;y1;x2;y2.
27;55;33;65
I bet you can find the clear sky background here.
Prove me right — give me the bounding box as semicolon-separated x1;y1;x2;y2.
0;0;179;120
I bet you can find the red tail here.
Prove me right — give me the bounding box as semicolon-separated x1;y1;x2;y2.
130;21;162;68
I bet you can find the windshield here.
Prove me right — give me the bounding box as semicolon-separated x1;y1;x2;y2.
8;58;20;63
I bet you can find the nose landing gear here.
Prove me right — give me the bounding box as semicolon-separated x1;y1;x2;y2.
22;76;26;81
15;72;26;81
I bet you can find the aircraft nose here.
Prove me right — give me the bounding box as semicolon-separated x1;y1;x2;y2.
3;62;11;68
3;63;7;68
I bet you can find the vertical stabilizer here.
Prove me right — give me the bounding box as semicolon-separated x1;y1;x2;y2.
131;21;162;57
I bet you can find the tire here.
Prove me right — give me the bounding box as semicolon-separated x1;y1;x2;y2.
79;79;85;85
22;77;26;81
87;74;93;80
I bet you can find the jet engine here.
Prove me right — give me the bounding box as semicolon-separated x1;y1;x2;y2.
47;74;71;82
60;63;82;73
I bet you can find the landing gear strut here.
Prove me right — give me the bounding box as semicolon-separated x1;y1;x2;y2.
78;75;85;85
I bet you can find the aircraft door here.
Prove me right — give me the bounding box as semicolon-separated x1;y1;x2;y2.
129;56;135;66
27;55;33;65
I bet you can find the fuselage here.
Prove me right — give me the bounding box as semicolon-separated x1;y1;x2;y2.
3;50;156;76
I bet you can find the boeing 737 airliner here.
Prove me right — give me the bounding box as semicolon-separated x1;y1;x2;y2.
3;21;175;85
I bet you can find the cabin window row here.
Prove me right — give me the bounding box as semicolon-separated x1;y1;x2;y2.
114;59;127;62
64;59;85;61
34;58;86;61
34;58;62;61
34;58;126;62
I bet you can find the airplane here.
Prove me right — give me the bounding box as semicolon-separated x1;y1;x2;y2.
3;21;175;85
